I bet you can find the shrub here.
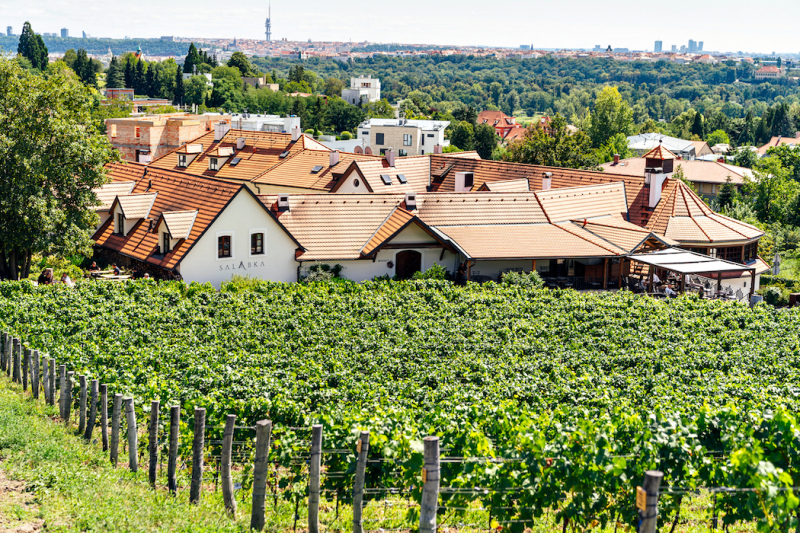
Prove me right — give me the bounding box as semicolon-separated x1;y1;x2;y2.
304;128;314;134
501;270;545;288
220;275;265;293
762;286;789;306
412;263;450;280
303;270;334;283
309;264;344;277
341;131;352;140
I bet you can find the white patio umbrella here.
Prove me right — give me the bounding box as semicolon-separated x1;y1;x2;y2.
772;252;781;276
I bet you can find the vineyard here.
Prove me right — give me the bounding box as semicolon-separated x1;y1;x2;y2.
3;279;800;531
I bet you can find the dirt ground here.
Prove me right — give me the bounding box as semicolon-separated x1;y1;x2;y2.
0;468;43;532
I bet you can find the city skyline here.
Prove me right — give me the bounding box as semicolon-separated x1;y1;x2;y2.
2;0;799;54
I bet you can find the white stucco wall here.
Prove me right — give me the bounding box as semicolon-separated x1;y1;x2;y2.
303;248;460;282
471;260;535;281
179;191;299;288
335;174;371;193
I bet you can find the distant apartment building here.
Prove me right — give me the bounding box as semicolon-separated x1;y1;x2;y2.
358;118;449;156
654;41;662;53
205;112;300;133
754;66;784;80
342;75;381;105
61;28;68;38
106;113;232;163
6;26;12;37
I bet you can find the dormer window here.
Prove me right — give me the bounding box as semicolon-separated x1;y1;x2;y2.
162;232;171;254
178;154;188;168
209;157;219;171
116;212;125;235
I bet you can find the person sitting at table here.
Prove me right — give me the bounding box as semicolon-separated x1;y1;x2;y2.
131;269;143;280
37;268;54;285
88;261;100;272
455;262;467;286
652;272;661;285
111;263;121;276
663;285;678;298
60;273;75;287
143;273;150;279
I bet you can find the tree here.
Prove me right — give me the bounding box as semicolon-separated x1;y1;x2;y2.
17;22;48;71
0;58;116;280
326;97;366;133
748;158;800;224
474;123;499;160
124;59;134;89
184;76;208;106
717;177;736;210
183;43;203;74
73;49;97;88
595;132;632;163
691;111;704;138
228;52;257;77
324;77;344;97
504;114;598;169
489;82;503;107
208;78;241;110
706;129;730;147
453;105;478;127
765;144;800;182
362;99;395;118
134;59;146;94
174;67;185;106
62;49;78;68
450;121;475;151
106;56;125;88
211;66;243;85
144;63;157;96
733;147;758;169
588;86;633;148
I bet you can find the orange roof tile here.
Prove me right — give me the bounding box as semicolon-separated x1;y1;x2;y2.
115;193;157;220
600;158;751;185
251;149;382;190
536;182;629;223
93;181;136;211
361;207;417;256
105;161;147;182
642;144;677;160
332;157;432;194
478;178;530;192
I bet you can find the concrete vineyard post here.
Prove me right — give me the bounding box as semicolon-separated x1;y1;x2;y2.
0;332;5;372
148;400;159;487
124;397;138;472
352;431;370;533
100;384;109;451
78;375;87;434
49;359;56;406
110;393;123;467
638;470;663;533
419;436;440;533
84;379;99;441
221;414;237;516
42;355;49;403
190;407;206;504
13;339;20;383
308;424;323;533
32;350;39;399
58;365;66;418
64;371;74;426
23;347;30;391
250;419;273;531
167;406;180;494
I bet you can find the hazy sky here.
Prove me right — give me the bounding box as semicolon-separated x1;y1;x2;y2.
2;0;798;54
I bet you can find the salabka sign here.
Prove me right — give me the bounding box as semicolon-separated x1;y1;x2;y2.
218;261;267;272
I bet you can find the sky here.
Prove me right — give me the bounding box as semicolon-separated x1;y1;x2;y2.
2;0;799;54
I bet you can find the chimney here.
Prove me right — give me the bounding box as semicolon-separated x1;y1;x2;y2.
542;172;552;191
277;194;290;212
717;157;725;163
291;126;302;142
613;154;620;164
647;168;667;208
404;192;417;210
236;137;245;150
434;144;442;154
214;122;230;142
454;172;474;192
330;150;340;167
385;149;396;167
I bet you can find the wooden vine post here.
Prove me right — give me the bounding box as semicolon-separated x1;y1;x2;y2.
636;470;663;533
64;371;74;426
124;397;138;472
110;393;123;466
42;355;49;403
100;385;109;451
0;332;5;371
84;379;99;441
22;347;30;391
190;407;206;504
167;406;180;494
78;375;87;434
419;436;441;533
352;431;370;533
13;339;20;383
148;400;160;487
308;424;323;533
48;359;56;406
31;350;39;399
58;365;66;418
250;419;273;531
220;414;237;516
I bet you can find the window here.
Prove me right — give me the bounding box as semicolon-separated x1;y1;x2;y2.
421;135;424;146
353;179;360;188
375;133;385;145
251;233;264;255
427;134;434;137
178;154;188;168
110;124;117;138
403;134;412;146
162;232;171;254
744;241;759;262
218;235;231;259
116;213;125;235
399;149;408;157
209;157;219;171
135;127;141;139
361;130;369;136
716;246;743;264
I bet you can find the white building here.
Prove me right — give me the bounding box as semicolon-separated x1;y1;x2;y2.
357;118;449;156
342;75;381;105
203;113;300;133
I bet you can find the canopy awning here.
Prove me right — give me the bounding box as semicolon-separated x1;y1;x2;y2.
628;248;757;277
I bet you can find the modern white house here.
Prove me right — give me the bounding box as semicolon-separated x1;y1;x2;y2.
202;113;300;133
357;118;450;156
342;75;381;105
627;133;712;160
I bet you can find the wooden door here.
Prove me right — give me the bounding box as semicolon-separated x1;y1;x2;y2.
395;250;422;280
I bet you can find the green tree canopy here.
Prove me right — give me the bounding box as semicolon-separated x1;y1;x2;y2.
474;123;499;160
184;75;209;106
706;129;730;147
588;86;633;148
183;43;203;74
228;52;258;77
106;56;125;88
324;77;344;97
0;58;116;279
17;22;48;71
691;111;705;138
505;114;598;169
326;96;365;133
449;121;475;152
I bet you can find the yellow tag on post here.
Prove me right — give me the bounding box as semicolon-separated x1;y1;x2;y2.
636;486;647;511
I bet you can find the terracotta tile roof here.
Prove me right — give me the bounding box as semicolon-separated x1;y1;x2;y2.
478;110;515;126
577;217;679;252
148;129;329;182
601;158;751;185
115;193;158;220
361;207;416;256
93;169;243;270
536;182;629;223
503;125;528;142
93;181;136;211
415;192;548;226
757;134;800;155
477;178;530;192
159;210;199;240
105;161;147;182
642;144;677;160
332;157;432;193
251;149;382;190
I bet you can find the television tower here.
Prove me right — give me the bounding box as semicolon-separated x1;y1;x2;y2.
265;2;272;42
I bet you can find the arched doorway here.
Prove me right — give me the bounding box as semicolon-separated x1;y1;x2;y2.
395;250;422;280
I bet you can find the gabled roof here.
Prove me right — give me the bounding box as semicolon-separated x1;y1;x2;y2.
642;144;677;160
157;210;199;240
105;161;147;182
536;182;629;223
251;149;381;190
757;133;800;155
93;169;243;270
477;178;530;192
93;181;136;211
331;156;431;193
148;129;330;182
114;193;158;220
361;207;416;256
600;158;751;185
